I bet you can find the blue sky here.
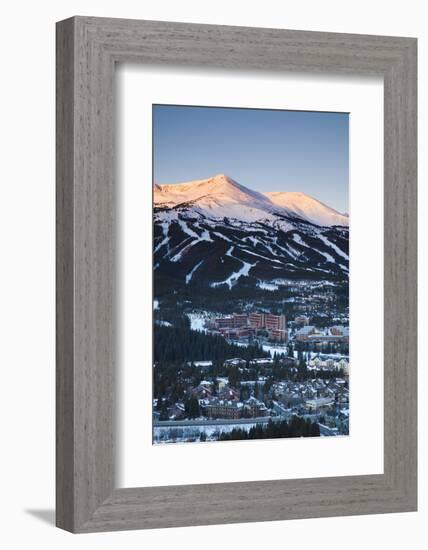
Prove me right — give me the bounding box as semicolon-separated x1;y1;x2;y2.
153;105;349;213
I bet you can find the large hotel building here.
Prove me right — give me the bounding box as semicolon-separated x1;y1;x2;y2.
213;312;288;342
248;312;286;331
248;312;265;328
264;313;286;331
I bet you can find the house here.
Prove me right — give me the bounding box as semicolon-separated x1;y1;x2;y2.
191;383;213;399
224;358;247;367
186;360;213;368
249;357;274;367
295;325;318;341
271;401;291;417
270;328;289;342
330;325;349;336
167;403;186;420
218;386;240;401
244;396;268;417
294;315;310;326
216;377;229;391
202;398;243;419
307;354;349;372
304;397;334;411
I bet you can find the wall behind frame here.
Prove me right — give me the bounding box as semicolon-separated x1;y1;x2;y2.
0;1;424;549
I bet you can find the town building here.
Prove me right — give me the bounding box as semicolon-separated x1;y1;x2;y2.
330;325;349;336
265;313;286;331
304;397;335;411
294;315;310;326
295;325;318;341
249;357;274;366
271;401;291;417
270;328;289;342
233;313;248;328
191;383;213;399
218;327;254;340
167;402;186;420
202;399;243;419
213;312;288;337
201;395;268;420
218;386;240;401
234;328;253;339
307;354;349;372
224;358;247;367
249;312;265;328
244;396;269;417
216;377;229;391
186;360;213;368
307;333;349;344
215;316;234;329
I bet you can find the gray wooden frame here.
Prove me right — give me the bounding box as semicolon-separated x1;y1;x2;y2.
56;16;417;533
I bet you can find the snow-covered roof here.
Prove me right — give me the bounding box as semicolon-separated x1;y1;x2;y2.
296;325;316;335
187;360;213;367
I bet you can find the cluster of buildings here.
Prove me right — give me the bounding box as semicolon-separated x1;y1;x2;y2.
155;307;350;433
187;355;297;371
206;312;288;342
294;315;310;327
294;325;349;344
201;395;268;420
155;375;349;434
162;378;270;421
203;311;349;349
307;353;349;375
271;378;349;413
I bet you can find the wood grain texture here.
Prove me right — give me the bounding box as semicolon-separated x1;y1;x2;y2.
56;18;75;532
56;16;417;533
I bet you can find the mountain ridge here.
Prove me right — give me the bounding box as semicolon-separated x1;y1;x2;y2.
153;174;349;289
264;191;348;227
154;174;348;228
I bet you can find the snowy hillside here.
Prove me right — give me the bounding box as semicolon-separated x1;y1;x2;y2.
153;174;349;289
154;174;290;223
264;191;349;227
155;174;348;227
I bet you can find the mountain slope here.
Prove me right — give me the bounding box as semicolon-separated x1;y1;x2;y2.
154;174;349;289
154;174;295;223
264;191;349;227
155;174;348;227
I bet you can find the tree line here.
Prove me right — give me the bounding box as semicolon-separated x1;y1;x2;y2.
154;325;269;363
217;416;320;440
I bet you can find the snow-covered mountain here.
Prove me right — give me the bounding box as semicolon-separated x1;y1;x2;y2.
154;174;348;227
154;174;284;223
154;174;349;289
264;191;348;227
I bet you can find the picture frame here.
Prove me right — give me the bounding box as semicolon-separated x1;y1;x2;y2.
56;16;417;533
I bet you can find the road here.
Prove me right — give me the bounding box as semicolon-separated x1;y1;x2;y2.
153;416;281;428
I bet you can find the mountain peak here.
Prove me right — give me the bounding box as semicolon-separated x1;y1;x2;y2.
154;174;279;222
206;173;238;186
154;175;348;227
207;173;243;189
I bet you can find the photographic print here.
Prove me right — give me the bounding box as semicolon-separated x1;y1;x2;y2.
152;105;349;444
